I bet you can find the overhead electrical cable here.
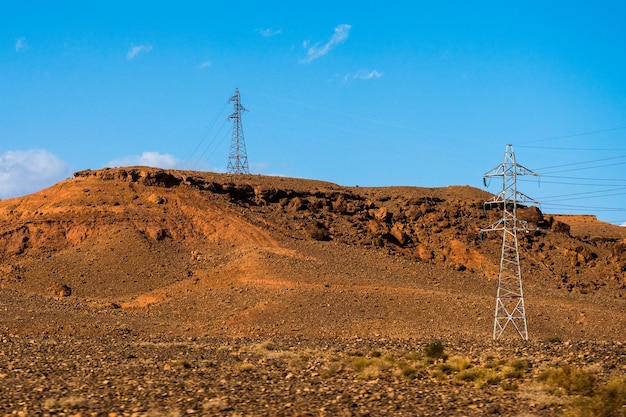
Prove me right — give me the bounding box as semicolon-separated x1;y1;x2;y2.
540;203;623;212
532;154;626;171
518;178;625;187
517;126;626;145
190;118;229;170
536;187;626;200
538;161;626;175
517;145;626;151
534;174;626;182
183;101;229;169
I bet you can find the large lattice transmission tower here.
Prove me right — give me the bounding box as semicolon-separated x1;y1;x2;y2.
227;88;250;174
481;144;539;341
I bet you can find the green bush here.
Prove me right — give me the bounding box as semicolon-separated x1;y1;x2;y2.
424;340;445;359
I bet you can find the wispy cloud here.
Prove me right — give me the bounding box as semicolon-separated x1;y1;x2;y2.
258;28;282;38
198;60;212;69
107;151;179;169
126;44;153;60
621;222;626;227
346;69;384;81
15;37;26;52
301;24;351;63
0;149;70;198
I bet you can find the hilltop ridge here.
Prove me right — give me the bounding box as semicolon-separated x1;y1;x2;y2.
0;166;624;341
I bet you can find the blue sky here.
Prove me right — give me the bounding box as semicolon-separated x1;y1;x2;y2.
1;1;625;225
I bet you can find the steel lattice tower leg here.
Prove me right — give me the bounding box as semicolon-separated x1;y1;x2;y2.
227;88;250;174
481;144;539;340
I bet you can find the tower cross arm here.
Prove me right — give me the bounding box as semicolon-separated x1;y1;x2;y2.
514;191;540;205
483;162;539;179
483;163;506;178
480;218;505;233
514;162;539;178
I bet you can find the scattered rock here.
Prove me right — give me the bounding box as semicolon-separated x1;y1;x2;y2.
49;283;72;297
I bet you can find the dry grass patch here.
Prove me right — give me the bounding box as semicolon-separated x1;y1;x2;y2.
529;366;626;417
349;356;394;380
236;362;256;372
537;365;597;396
564;376;626;417
42;395;87;411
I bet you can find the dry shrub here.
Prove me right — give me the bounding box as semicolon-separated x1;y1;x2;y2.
349;356;393;380
403;351;421;361
43;396;87;410
484;358;507;369
237;362;256;372
448;356;472;372
455;367;501;388
503;359;530;379
320;361;342;378
538;365;596;396
565;376;626;417
394;359;423;381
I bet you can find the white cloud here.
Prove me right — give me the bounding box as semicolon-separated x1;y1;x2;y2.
198;60;212;69
301;24;351;63
346;69;384;81
15;37;26;52
107;152;179;169
126;44;153;60
621;222;626;227
0;149;71;199
258;28;282;37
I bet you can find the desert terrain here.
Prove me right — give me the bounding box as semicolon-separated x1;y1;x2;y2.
0;167;624;416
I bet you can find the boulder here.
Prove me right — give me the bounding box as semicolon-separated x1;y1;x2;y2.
287;197;309;212
518;206;543;223
49;283;72;297
305;222;328;241
389;223;408;246
552;220;571;235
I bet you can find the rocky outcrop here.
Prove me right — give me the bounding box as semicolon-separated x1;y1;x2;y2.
0;167;623;298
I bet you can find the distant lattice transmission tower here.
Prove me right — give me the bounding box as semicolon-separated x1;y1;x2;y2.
227;88;250;174
481;144;539;341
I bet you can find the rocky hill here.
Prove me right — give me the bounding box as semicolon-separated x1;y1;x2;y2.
0;166;624;342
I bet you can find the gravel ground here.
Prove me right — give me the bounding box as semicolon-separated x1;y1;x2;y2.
1;333;624;416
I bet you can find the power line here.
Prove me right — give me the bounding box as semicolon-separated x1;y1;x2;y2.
540;203;624;212
536;187;626;201
517;126;626;145
517;145;626;151
533;154;626;171
533;174;626;182
538;161;626;175
501;141;626;226
243;88;483;145
190;119;230;170
183;101;229;169
519;178;625;187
